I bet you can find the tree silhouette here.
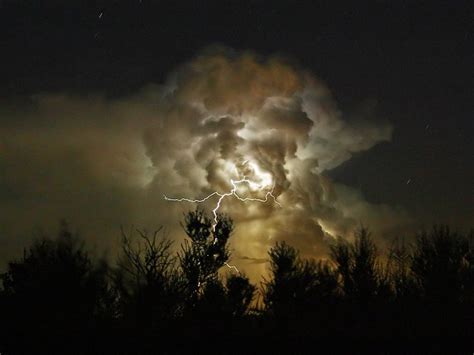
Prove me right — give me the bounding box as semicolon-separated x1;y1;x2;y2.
411;225;471;303
409;225;473;337
263;241;300;319
0;221;113;352
225;274;256;318
0;219;472;353
178;209;232;312
330;226;383;303
173;208;261;344
114;226;182;328
263;241;339;336
387;237;418;300
329;226;396;337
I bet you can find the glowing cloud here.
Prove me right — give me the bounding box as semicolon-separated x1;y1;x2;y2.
164;160;280;231
0;48;409;280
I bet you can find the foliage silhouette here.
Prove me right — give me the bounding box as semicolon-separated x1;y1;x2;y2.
179;209;232;312
225;274;256;318
408;226;473;337
330;226;384;303
0;221;113;352
0;218;472;353
262;241;339;336
114;226;183;328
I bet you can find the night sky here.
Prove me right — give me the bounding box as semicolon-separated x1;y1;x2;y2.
0;1;472;276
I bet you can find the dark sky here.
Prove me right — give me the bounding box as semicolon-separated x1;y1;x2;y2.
1;0;472;233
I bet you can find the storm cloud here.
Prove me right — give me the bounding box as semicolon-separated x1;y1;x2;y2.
0;48;409;279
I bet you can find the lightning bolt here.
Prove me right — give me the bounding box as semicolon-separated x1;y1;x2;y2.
164;161;281;273
163;177;280;231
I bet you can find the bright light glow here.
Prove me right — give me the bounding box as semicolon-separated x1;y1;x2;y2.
247;161;273;191
163;175;280;231
164;160;281;273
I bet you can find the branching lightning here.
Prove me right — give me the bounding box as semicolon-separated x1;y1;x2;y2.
164;177;280;231
163;160;281;273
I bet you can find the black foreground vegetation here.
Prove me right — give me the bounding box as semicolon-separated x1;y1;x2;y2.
0;210;472;354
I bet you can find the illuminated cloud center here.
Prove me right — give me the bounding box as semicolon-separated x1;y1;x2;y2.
164;159;280;232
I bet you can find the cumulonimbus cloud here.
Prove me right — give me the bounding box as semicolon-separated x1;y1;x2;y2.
0;48;409;279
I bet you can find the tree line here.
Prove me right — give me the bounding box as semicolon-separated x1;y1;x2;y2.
0;209;472;353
